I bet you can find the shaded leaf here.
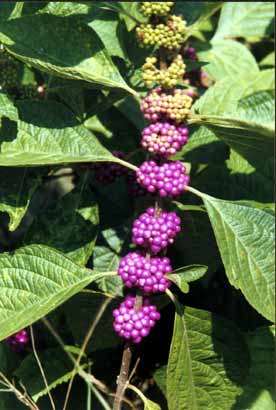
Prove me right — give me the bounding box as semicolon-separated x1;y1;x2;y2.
169;265;208;294
24;174;99;266
0;14;135;94
0;167;42;231
0;244;116;341
0;91;18;121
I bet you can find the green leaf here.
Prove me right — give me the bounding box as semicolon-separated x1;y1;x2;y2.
167;305;249;410
0;91;18;121
169;265;208;294
15;347;87;402
234;326;275;410
93;226;130;295
197;39;259;81
201;195;275;322
0;100;133;169
213;3;275;40
24;174;99;266
0;167;42;231
192;83;275;167
0;244;116;341
174;2;223;27
0;14;135;95
259;51;275;68
127;384;161;410
63;290;121;353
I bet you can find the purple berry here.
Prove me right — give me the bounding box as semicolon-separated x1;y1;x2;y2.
113;296;160;343
132;207;181;253
118;251;171;293
141;122;189;157
91;150;127;183
6;329;29;352
136;160;189;198
126;172;149;197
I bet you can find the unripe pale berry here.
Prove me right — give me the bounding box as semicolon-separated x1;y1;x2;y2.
136;16;188;51
112;295;161;343
141;121;189;157
136;160;190;198
142;55;186;89
141;87;193;123
132;207;181;253
118;251;171;293
140;2;174;16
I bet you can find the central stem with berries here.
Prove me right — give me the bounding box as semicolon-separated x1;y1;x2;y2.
112;3;192;409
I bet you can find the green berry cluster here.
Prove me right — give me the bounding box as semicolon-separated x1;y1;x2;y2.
140;2;174;16
136;15;187;50
142;54;185;88
0;53;21;89
17;85;39;100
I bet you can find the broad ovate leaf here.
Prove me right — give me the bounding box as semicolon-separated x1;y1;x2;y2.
213;2;275;40
0;100;133;169
201;195;275;322
0;244;116;341
167;305;249;410
197;39;259;81
0;13;135;94
0;91;18;121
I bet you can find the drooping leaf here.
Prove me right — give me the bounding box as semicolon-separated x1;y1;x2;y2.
234;326;275;410
0;91;18;121
0;14;135;94
197;39;259;81
127;384;161;410
167;305;249;410
201;195;275;322
259;51;275;68
24;174;99;266
0;100;133;169
213;3;275;40
0;244;116;341
169;265;208;293
0;167;42;231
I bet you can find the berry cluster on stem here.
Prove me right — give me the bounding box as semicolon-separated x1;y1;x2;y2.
113;3;195;408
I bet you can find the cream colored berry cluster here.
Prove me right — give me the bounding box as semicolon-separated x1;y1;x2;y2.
142;54;186;89
140;2;174;16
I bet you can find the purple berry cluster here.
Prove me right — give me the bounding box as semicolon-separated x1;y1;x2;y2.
118;251;171;293
136;160;190;198
6;329;29;352
132;207;181;253
113;296;160;343
91;150;127;183
141;122;189;157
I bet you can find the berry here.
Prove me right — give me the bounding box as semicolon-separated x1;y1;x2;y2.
17;84;39;100
118;251;171;293
132;207;181;253
136;160;190;198
91;150;127;183
142;55;186;89
112;295;160;343
6;329;29;353
136;16;188;51
140;2;174;16
184;46;197;61
141;87;193;123
0;52;21;89
141;122;189;157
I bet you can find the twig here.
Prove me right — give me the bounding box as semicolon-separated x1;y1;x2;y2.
30;326;56;410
